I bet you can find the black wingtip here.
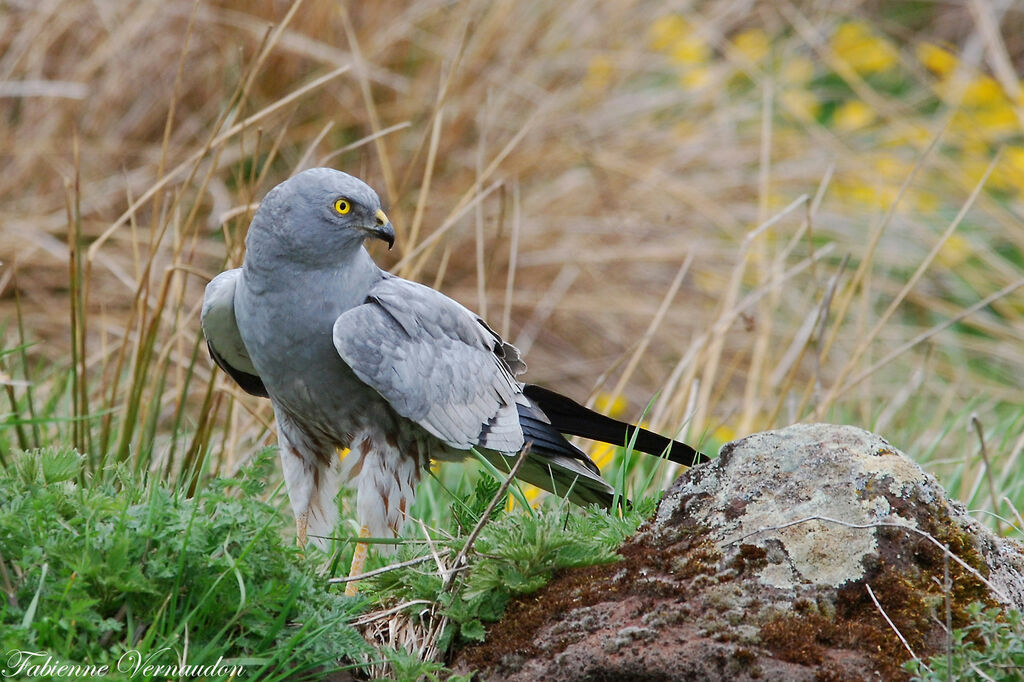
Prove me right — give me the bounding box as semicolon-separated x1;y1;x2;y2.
207;340;270;398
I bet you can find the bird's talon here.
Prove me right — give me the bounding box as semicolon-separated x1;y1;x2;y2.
345;525;372;597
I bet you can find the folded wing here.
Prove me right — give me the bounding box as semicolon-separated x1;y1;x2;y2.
332;276;616;506
332;276;525;454
201;269;268;398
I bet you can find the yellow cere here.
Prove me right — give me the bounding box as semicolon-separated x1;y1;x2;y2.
334;198;352;215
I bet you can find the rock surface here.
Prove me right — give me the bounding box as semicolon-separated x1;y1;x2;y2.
452;423;1024;681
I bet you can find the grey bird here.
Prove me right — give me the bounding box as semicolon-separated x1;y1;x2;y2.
201;168;706;593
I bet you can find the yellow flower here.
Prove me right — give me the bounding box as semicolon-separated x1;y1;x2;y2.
835;180;897;211
833;99;876;131
997;147;1024;194
961;158;996;192
673;120;699;139
670;34;711;65
508;484;545;510
594;392;628;418
871;185;900;209
831;21;898;74
873;153;910;181
780;89;820;122
584;54;615;92
692;269;725;294
883;124;932;149
835;182;872;207
590;442;617;470
937;234;971;268
733;28;770;63
952;126;994;157
781;55;816;84
963;75;1005;108
680;65;712;89
648;14;690;52
914;191;940;213
985;147;1024;193
972;104;1018;141
916;42;958;78
950;76;1017;143
1009;146;1024;169
712;424;737;444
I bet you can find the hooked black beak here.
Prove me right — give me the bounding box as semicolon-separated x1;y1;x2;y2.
369;208;395;250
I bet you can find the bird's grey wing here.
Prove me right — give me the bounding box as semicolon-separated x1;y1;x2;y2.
332;276;525;453
201;269;269;398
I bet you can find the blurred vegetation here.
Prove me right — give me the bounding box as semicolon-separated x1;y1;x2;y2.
2;0;1024;678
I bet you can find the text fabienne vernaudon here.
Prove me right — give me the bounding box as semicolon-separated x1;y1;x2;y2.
3;649;247;678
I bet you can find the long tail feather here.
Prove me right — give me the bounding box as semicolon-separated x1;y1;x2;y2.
523;384;709;467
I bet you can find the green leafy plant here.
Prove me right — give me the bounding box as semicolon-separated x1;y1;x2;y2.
0;447;369;681
364;473;655;652
905;603;1024;681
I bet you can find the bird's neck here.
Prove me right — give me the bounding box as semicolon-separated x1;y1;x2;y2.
242;244;382;310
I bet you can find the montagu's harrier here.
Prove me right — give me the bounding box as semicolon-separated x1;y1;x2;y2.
202;168;706;594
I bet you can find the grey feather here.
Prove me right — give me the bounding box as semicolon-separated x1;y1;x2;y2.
201;269;268;397
333;276;525;453
480;450;614;507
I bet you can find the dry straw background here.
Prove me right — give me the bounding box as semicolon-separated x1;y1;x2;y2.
2;0;1024;516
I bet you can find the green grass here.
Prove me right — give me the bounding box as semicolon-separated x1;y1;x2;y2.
0;446;370;681
368;473;655;651
0;440;654;679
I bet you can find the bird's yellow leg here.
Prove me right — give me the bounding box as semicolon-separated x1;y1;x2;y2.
296;512;308;547
345;526;371;597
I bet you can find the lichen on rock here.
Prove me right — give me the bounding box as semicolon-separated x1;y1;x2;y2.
453;423;1024;681
654;424;1021;598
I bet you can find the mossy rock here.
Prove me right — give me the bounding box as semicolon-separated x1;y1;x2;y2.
452;424;1024;681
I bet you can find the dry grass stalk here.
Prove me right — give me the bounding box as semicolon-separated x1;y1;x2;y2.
2;0;1023;584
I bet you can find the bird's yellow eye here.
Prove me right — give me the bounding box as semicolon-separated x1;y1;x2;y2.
334;198;352;215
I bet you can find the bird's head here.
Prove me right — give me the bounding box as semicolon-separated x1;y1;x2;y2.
246;168;395;267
